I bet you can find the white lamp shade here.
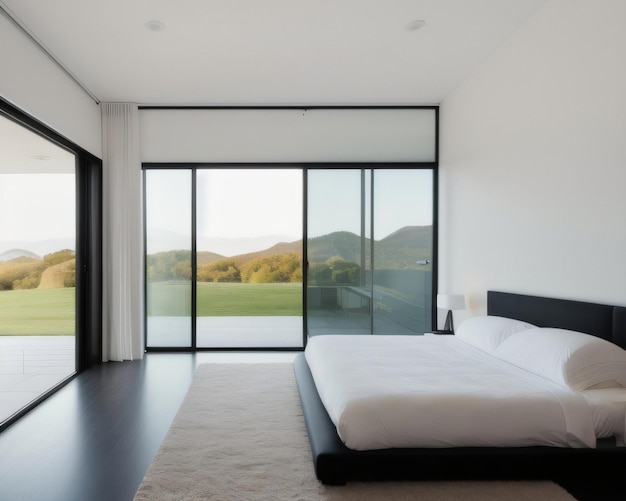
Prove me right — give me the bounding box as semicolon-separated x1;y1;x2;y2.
437;294;466;311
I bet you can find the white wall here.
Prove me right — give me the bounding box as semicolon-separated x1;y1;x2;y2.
439;0;626;317
140;108;436;162
0;12;101;157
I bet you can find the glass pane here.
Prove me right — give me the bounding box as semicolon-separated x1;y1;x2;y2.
196;169;303;348
306;168;433;338
145;169;192;347
372;169;433;334
306;170;371;336
0;115;76;424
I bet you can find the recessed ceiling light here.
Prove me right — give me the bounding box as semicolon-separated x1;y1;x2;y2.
145;20;166;32
405;20;426;32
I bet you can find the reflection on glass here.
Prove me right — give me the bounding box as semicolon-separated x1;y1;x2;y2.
307;170;371;335
145;169;192;347
373;170;433;334
0;114;76;424
195;169;303;348
306;168;433;337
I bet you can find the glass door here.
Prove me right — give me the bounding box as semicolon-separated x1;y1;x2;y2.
306;169;372;335
144;167;304;349
306;168;433;337
195;169;303;348
0;114;76;423
145;169;193;348
371;169;433;334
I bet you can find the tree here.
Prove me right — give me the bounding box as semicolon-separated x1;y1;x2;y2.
197;260;241;283
171;261;191;280
309;263;332;285
44;249;75;267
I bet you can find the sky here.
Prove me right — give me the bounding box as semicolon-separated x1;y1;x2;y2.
0;114;76;256
0;173;76;255
146;168;433;255
307;169;433;239
0;167;433;258
196;169;302;239
146;169;302;255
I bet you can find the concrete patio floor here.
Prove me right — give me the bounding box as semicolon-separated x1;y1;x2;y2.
0;336;75;424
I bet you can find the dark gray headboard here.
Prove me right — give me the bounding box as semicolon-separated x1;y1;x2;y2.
487;291;626;350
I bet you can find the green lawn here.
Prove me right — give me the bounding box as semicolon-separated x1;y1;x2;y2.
0;288;75;335
148;281;303;316
0;282;303;335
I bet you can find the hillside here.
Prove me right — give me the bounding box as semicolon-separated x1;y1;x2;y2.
307;231;362;264
307;227;432;267
0;227;431;289
228;240;302;265
0;249;75;290
380;225;432;249
150;227;431;267
197;251;226;266
148;226;432;283
38;259;76;289
0;257;45;290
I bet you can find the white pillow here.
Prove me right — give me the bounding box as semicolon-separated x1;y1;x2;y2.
455;316;536;354
494;328;626;391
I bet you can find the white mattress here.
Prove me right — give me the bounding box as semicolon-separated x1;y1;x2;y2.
304;334;616;451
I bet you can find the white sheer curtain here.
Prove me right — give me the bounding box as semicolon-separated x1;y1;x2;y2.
101;103;144;361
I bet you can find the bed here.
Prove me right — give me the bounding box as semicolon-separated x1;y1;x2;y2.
294;291;626;487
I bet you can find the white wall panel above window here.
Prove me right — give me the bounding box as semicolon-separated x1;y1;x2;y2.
139;108;437;163
0;13;101;157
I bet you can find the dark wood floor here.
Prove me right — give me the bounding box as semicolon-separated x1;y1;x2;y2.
1;352;624;501
0;352;296;501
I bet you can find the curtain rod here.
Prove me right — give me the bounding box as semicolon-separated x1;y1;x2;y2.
0;2;101;105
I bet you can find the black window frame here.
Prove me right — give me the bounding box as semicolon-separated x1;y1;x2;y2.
143;161;438;352
0;97;102;431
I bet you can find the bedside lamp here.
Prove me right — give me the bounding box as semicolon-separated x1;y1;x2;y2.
436;294;466;334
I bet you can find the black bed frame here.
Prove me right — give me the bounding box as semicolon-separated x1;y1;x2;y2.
294;290;626;488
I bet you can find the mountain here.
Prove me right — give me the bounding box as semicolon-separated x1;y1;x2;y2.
147;229;300;256
194;226;433;266
148;226;432;264
306;227;433;269
0;248;42;262
148;226;432;280
228;240;302;265
197;235;300;257
380;225;432;249
307;231;364;264
197;251;227;266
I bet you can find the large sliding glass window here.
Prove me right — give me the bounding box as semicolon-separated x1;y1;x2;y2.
306;168;433;336
144;167;303;350
0;113;76;425
144;164;434;349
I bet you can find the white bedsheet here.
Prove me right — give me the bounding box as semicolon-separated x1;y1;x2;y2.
305;335;600;451
582;387;626;444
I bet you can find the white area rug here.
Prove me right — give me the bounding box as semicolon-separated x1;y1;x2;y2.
134;363;576;500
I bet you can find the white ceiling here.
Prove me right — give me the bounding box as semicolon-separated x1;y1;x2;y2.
1;0;549;106
0;114;75;173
